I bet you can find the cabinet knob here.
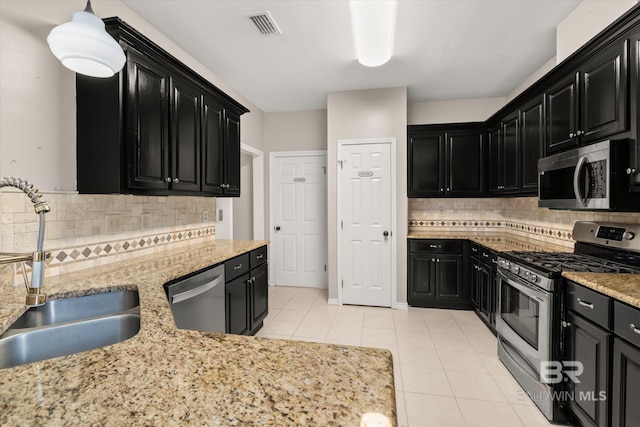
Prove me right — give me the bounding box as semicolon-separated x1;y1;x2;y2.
576;130;584;136
383;231;389;237
436;259;440;263
446;187;450;192
627;168;636;175
173;178;179;183
440;188;444;192
562;321;571;328
275;226;281;231
165;177;172;183
431;258;435;262
569;132;575;139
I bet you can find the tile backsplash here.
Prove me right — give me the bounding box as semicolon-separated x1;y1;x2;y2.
1;192;216;285
409;197;640;247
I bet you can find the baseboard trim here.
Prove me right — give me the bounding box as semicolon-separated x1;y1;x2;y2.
395;302;409;310
328;298;339;306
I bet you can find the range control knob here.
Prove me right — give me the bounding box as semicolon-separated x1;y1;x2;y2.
504;262;511;269
512;266;520;274
529;274;538;283
623;231;635;241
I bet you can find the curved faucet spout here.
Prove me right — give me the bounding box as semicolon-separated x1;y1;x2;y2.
0;177;50;306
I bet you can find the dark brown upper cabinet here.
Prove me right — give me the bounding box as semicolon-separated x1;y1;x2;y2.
408;124;485;198
546;38;629;155
76;18;248;197
520;96;545;194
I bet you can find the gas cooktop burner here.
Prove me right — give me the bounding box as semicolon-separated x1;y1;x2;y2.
501;251;640;275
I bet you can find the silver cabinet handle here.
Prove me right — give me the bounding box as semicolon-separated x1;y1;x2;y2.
482;252;489;258
631;323;640;335
173;178;179;183
577;298;594;309
234;264;242;270
627;168;637;175
576;130;584;136
562;321;571;328
256;254;264;260
165;177;172;183
429;244;439;248
472;247;478;253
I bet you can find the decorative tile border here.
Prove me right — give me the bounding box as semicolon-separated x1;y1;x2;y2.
408;219;573;242
45;225;215;267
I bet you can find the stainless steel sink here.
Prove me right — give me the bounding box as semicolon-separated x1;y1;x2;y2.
0;290;140;369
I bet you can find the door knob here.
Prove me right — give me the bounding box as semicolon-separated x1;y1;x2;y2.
383;231;389;237
275;226;281;231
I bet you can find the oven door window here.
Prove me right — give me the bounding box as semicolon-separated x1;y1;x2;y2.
500;282;539;350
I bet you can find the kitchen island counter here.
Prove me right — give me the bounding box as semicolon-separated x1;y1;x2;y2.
0;240;396;426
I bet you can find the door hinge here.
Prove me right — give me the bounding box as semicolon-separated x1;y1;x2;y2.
324;265;327;271
341;220;343;229
322;166;326;174
342;280;344;288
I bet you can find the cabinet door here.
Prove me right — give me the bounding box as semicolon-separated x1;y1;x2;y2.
224;110;241;196
487;126;502;194
408;252;436;305
225;274;249;335
435;254;463;300
250;263;269;331
566;311;610;427
546;72;580;154
581;39;629;144
170;76;201;192
201;93;225;195
471;260;480;309
126;48;171;190
501;111;520;194
479;262;492;320
612;338;640;427
447;130;485;196
630;31;640;188
520;96;545;193
408;131;445;197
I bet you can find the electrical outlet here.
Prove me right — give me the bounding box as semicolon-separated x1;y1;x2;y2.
202;209;209;222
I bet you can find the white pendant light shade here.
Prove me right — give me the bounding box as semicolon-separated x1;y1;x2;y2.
47;4;125;78
349;0;397;67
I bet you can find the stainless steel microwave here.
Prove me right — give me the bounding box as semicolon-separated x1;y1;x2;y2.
538;140;640;211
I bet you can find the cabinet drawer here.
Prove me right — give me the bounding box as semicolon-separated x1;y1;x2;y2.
614;301;640;348
225;253;250;282
250;246;267;268
567;281;611;329
409;239;463;253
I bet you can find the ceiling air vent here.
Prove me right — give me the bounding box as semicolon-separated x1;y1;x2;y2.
246;11;282;35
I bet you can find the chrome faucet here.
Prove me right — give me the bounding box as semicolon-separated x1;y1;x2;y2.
0;177;50;306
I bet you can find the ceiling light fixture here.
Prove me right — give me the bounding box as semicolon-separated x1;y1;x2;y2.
349;0;397;67
47;0;125;78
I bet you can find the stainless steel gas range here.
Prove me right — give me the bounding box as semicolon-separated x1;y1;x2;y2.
495;221;640;423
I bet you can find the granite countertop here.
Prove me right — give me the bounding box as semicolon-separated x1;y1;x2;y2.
407;230;574;253
0;240;396;426
563;272;640;309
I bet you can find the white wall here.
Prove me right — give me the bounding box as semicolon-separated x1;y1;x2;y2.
233;153;254;240
505;57;556;103
0;0;264;191
557;0;638;64
408;97;506;125
327;87;408;303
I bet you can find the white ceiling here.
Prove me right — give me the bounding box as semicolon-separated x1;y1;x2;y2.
121;0;581;112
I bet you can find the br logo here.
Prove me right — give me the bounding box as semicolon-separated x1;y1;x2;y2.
540;361;584;384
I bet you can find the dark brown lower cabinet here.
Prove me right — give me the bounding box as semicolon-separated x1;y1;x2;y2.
612;338;640;427
225;246;268;336
226;273;249;335
407;240;470;309
565;311;611;427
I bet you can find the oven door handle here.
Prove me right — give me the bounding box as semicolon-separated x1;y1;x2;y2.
573;156;587;208
497;269;550;298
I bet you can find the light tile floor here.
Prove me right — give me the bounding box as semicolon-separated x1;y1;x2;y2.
256;286;565;427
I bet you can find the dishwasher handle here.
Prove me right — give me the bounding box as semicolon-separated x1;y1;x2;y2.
170;274;223;304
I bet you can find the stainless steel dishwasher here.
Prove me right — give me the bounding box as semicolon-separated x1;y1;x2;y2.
164;264;225;333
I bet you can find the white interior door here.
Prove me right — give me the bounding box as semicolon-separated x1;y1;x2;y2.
340;142;392;307
271;153;327;288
